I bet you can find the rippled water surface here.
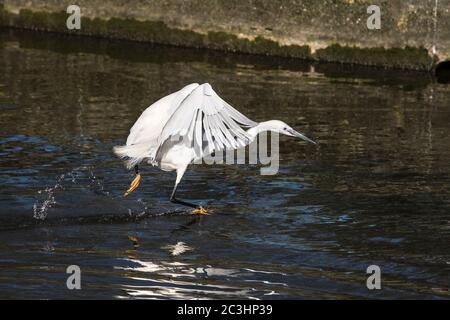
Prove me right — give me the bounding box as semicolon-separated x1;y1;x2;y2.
1;29;450;299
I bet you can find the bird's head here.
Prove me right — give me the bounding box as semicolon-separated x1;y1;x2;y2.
263;120;316;144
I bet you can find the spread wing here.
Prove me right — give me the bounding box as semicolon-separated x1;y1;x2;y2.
125;83;199;147
149;83;257;162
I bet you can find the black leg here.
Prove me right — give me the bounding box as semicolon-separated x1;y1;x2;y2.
171;198;199;208
170;184;200;208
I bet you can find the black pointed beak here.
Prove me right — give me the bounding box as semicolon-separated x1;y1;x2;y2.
290;129;316;145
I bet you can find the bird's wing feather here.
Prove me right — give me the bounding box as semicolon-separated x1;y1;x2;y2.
149;83;257;162
126;83;200;147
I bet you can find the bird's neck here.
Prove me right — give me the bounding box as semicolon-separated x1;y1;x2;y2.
246;121;273;141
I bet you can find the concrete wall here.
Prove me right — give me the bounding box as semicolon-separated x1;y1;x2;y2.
1;0;449;70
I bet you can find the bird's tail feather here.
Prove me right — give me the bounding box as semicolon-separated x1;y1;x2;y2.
113;144;149;169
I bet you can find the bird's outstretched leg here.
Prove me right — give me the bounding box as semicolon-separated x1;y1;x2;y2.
170;184;208;214
124;165;141;196
170;167;208;215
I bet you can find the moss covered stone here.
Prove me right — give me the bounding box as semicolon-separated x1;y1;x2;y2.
0;6;437;70
206;31;310;58
316;44;435;71
1;8;311;60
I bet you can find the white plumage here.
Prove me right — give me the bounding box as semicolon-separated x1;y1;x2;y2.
115;83;256;168
114;83;315;211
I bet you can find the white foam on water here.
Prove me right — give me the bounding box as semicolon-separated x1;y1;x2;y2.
162;241;193;256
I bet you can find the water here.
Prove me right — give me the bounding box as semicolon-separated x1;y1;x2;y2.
1;29;450;299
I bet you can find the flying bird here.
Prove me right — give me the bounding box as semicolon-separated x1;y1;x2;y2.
114;83;315;214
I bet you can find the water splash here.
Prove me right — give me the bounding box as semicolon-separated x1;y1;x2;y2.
88;166;110;196
32;173;65;220
32;166;108;220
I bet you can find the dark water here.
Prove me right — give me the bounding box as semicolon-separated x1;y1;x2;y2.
1;29;450;299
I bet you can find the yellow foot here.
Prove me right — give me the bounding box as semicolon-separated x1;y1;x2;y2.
124;174;141;197
192;206;209;215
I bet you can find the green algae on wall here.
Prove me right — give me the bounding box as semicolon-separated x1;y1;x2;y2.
316;44;435;71
1;8;312;60
206;32;311;58
0;4;439;70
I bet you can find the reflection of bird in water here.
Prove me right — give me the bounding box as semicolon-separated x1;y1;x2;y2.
114;83;315;214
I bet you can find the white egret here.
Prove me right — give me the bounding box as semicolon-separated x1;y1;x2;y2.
114;83;315;214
